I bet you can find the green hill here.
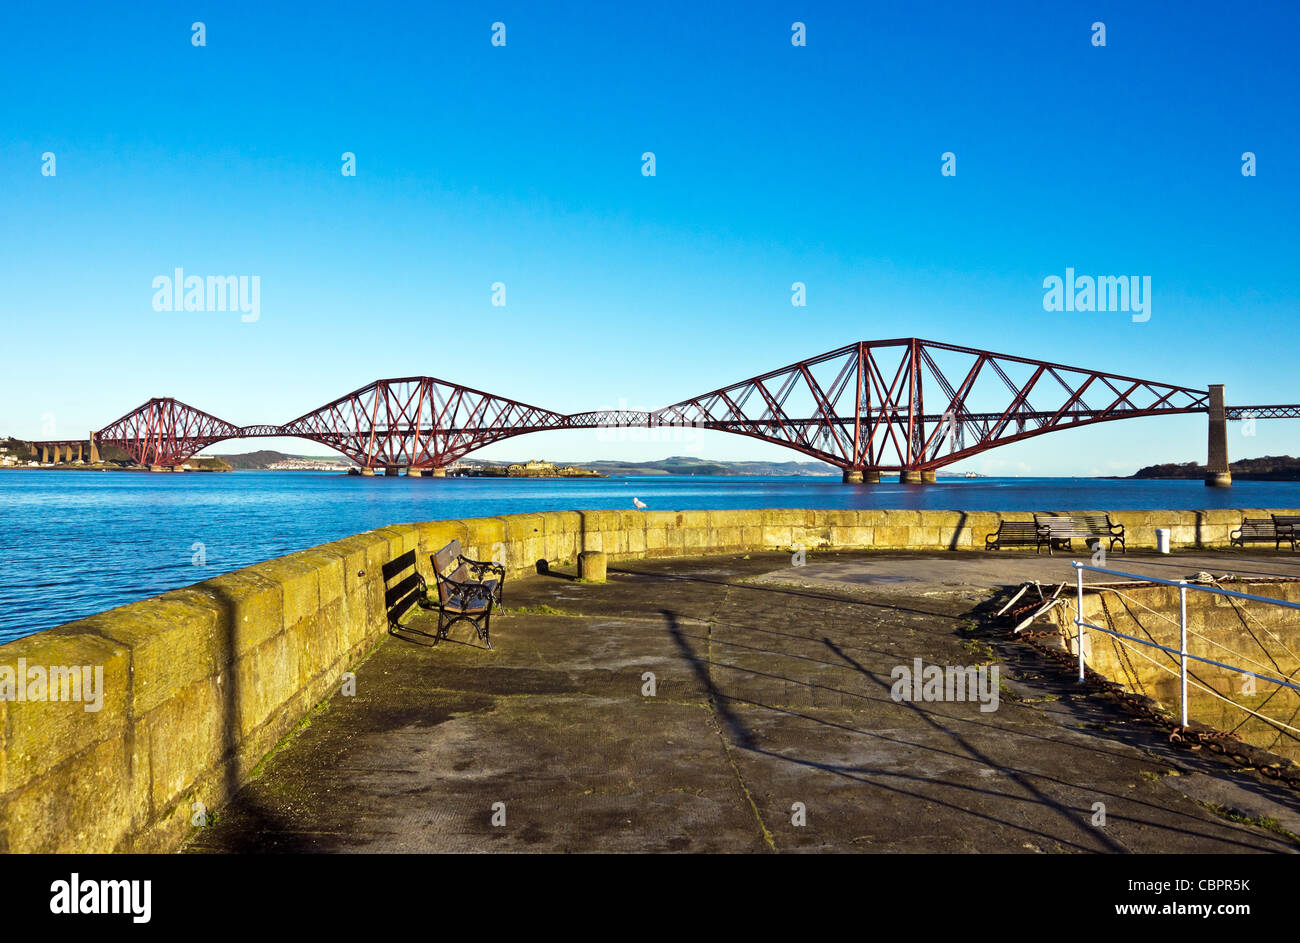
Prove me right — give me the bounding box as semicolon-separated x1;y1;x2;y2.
1129;455;1300;481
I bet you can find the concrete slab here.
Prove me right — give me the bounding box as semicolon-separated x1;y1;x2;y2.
186;550;1300;854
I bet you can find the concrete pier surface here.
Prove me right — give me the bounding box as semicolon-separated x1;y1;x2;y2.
186;549;1300;854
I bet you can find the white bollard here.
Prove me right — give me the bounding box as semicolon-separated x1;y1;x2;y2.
1155;528;1171;554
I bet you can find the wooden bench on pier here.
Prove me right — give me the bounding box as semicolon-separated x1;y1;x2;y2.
1272;515;1300;551
984;521;1047;552
1032;513;1126;556
1230;518;1277;548
425;539;507;648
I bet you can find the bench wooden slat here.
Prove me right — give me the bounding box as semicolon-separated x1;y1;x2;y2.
985;521;1043;551
1032;513;1125;556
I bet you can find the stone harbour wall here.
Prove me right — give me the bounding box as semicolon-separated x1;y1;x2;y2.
2;506;1293;852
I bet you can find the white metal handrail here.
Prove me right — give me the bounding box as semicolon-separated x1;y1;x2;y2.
1071;561;1300;727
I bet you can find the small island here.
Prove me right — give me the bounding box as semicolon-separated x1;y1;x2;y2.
455;459;602;479
1126;455;1300;481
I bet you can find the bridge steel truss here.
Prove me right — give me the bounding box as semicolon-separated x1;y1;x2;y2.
97;397;244;468
74;338;1298;472
278;377;573;469
652;339;1216;473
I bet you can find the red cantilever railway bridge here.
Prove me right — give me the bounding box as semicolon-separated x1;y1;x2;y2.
42;338;1298;480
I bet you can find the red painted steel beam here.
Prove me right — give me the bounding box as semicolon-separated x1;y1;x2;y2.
85;339;1298;472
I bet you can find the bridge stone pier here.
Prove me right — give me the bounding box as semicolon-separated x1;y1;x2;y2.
1206;384;1231;488
37;439;94;464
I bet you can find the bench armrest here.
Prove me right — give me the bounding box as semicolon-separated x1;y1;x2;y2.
438;575;493;600
459;555;506;579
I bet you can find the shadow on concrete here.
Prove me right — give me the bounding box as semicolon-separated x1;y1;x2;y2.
968;591;1300;847
658;585;1288;853
612;561;958;622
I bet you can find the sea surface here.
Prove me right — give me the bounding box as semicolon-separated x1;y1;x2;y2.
3;470;1299;642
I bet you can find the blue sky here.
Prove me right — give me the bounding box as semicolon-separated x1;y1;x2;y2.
2;0;1297;474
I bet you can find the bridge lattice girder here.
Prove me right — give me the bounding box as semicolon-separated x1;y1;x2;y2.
80;338;1296;471
97;398;244;467
653;339;1214;471
277;377;571;468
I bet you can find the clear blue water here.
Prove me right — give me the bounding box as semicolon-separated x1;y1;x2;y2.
3;469;1299;643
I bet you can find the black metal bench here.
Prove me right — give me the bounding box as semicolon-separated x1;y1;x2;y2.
985;521;1045;552
1272;515;1300;551
381;549;430;632
1033;513;1126;556
1231;518;1277;548
425;540;506;648
431;539;505;611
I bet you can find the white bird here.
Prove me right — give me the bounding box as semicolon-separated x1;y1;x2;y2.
632;498;647;509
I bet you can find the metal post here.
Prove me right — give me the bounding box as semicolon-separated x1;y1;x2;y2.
1179;581;1189;727
1074;562;1086;682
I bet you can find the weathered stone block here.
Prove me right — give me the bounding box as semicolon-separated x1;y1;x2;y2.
143;675;225;812
829;525;872;547
82;592;223;717
255;556;320;630
193;569;284;656
5;736;138;853
235;628;300;740
330;535;379;596
297;548;345;607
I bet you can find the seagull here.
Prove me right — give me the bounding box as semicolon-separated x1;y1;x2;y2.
632;498;647;509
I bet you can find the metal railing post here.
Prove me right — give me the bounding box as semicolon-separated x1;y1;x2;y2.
1179;580;1189;727
1074;562;1086;682
1066;561;1300;736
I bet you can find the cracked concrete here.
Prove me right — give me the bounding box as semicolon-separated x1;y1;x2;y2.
185;550;1300;853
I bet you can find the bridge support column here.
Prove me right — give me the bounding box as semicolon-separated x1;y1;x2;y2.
430;467;447;478
360;467;375;477
900;470;922;484
407;468;424;478
841;468;863;484
149;465;168;473
1205;383;1231;487
921;470;937;484
863;470;881;483
88;435;100;464
384;466;401;477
